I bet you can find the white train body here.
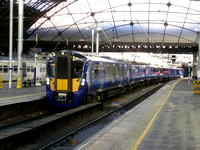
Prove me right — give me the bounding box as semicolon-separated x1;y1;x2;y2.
0;57;46;83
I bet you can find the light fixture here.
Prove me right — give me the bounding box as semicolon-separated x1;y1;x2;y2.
164;22;168;26
167;2;171;7
128;2;132;7
130;21;134;26
97;27;102;33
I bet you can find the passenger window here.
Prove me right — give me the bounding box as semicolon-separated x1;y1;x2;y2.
135;68;139;75
3;66;8;73
113;64;116;78
105;66;109;78
49;63;55;77
14;66;17;73
31;66;34;72
109;66;113;77
123;65;127;76
0;65;2;73
116;65;119;77
94;65;99;79
40;67;43;72
27;66;30;72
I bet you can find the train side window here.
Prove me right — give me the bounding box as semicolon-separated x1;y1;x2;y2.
94;65;99;79
115;65;119;78
119;65;122;77
0;65;2;73
113;64;116;79
105;65;109;78
100;64;105;79
27;66;31;72
123;65;127;76
31;66;34;72
3;66;8;73
14;66;17;73
135;68;139;75
109;66;111;77
153;68;158;73
49;63;55;77
132;66;136;75
40;67;43;72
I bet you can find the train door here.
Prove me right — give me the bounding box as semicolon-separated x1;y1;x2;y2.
55;52;71;92
22;62;27;81
47;60;55;91
91;62;100;91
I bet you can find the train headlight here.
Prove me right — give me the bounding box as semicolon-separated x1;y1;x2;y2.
46;77;50;85
81;78;85;86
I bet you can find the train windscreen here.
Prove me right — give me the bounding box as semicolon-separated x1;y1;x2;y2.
57;56;68;79
49;62;55;77
72;61;84;78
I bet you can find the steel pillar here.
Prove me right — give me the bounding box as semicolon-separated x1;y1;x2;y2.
17;0;24;88
96;32;99;55
197;31;200;81
92;29;94;53
9;0;13;89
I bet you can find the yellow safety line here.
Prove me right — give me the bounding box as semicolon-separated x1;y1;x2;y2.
0;92;45;101
132;79;182;150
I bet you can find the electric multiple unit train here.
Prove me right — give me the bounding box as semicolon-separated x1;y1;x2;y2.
46;50;183;109
0;57;46;83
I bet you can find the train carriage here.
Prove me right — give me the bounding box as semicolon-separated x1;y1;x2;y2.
46;50;183;109
0;56;46;83
46;50;131;108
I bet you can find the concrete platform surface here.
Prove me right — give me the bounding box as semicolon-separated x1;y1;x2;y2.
0;82;45;106
74;79;200;150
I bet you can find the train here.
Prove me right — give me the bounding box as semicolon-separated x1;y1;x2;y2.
46;50;183;109
0;56;46;84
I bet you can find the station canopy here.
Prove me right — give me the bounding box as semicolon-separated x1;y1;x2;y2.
1;0;200;52
26;0;200;46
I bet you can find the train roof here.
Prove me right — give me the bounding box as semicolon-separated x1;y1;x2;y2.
0;56;46;63
58;49;127;64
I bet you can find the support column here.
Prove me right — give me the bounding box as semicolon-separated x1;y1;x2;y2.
9;0;13;89
96;31;99;55
197;31;200;81
17;0;24;88
91;29;94;53
193;53;197;79
96;27;102;55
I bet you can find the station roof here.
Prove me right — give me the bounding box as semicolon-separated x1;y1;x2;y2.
1;0;200;53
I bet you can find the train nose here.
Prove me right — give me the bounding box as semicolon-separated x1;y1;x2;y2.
57;79;68;91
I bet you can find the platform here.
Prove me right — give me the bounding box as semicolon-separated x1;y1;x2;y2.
0;82;45;106
75;79;200;150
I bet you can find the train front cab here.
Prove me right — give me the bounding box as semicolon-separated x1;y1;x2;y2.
46;51;87;108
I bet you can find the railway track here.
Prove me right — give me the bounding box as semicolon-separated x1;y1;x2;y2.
0;82;165;150
0;102;102;150
37;83;164;150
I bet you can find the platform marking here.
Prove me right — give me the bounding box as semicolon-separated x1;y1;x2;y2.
0;92;45;101
132;79;182;150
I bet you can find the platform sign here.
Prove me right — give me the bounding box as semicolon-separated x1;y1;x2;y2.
30;48;42;54
193;81;200;94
